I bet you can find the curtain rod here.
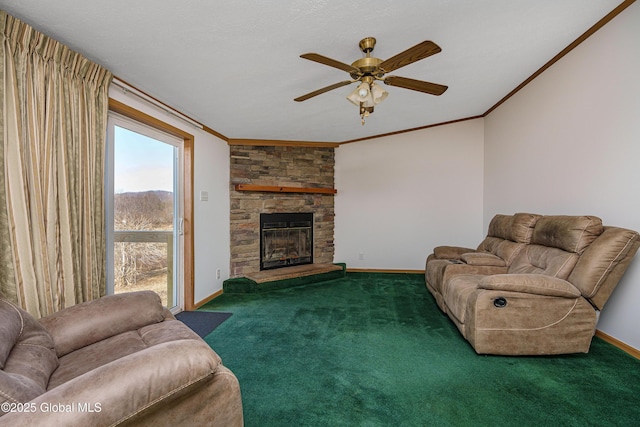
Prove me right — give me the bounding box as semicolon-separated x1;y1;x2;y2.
111;78;204;130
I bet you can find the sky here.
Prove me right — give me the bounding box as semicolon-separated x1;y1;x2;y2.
114;125;174;193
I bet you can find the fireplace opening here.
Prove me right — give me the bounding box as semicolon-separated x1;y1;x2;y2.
260;212;313;270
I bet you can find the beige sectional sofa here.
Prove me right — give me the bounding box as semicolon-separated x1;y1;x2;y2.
425;214;639;355
0;291;243;426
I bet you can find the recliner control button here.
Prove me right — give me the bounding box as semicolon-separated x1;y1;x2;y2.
493;297;507;308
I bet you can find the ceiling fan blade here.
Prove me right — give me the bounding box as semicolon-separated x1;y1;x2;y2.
384;76;448;96
294;80;354;102
300;53;361;75
379;41;442;73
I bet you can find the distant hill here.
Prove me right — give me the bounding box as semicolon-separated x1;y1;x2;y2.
114;190;173;228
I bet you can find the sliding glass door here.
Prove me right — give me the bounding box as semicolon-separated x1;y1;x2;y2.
105;113;184;311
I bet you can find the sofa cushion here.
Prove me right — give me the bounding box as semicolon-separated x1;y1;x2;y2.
432;245;476;260
475;214;538;264
48;319;204;389
495;240;527;265
476;239;524;266
460;252;506;267
0;299;58;409
40;290;166;357
140;318;206;347
531;215;603;254
484;213;539;243
476;236;504;254
485;214;514;240
48;331;148;389
509;245;579;279
510;213;541;243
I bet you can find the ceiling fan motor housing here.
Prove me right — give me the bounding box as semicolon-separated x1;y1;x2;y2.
350;57;383;80
351;37;385;79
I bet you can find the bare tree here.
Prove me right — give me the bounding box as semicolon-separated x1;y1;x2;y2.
114;191;173;288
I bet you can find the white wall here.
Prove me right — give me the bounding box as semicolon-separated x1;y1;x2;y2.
109;88;230;306
335;119;485;270
191;131;230;304
484;2;640;349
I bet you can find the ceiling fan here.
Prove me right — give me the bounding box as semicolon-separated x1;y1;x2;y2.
294;37;448;124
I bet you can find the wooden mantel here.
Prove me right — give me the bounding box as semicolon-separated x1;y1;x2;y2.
234;184;337;195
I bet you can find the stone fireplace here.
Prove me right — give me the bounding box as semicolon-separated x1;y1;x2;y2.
229;144;335;278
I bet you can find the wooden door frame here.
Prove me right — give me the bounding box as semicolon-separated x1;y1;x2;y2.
108;98;196;310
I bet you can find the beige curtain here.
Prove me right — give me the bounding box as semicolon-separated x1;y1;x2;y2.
0;11;113;317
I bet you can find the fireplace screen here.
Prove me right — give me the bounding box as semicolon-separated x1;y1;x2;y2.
260;213;313;270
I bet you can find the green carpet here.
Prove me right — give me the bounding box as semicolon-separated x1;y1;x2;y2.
201;272;640;426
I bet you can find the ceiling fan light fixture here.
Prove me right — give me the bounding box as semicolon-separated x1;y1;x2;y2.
346;82;373;106
370;82;388;105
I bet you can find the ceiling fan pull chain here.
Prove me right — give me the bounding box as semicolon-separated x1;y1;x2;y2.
359;102;371;125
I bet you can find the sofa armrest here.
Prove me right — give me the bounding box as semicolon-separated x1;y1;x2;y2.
433;246;476;260
39;291;165;357
441;265;509;289
479;274;582;298
0;339;219;427
460;252;506;266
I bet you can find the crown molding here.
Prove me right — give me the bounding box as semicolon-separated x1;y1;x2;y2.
228;138;339;148
339;115;483;145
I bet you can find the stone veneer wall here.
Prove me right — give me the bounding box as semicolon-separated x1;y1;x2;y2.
229;145;335;278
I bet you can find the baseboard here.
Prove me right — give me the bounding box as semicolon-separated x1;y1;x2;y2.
346;268;425;274
595;330;640;360
194;288;223;309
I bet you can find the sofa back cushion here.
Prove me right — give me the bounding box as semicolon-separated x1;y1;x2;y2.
568;227;640;309
508;245;579;279
476;236;504;254
476;213;540;265
531;215;603;254
1;300;58;412
39;291;166;357
477;237;524;267
495;240;528;265
483;213;540;243
484;214;514;240
510;213;541;243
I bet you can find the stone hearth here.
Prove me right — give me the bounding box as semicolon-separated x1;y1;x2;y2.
229;144;335;278
244;263;343;284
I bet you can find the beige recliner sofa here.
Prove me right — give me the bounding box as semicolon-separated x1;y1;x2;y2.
0;291;243;426
425;215;639;355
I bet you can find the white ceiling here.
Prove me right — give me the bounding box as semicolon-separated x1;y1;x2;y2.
0;0;624;143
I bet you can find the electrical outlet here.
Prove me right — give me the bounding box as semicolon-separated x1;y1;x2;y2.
216;268;221;279
358;253;364;260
